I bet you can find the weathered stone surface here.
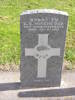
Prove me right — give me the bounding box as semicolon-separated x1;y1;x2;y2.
20;9;68;87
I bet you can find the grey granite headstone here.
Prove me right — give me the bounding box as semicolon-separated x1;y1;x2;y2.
20;9;68;88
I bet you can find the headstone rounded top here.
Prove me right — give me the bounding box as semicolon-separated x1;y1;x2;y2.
21;9;68;16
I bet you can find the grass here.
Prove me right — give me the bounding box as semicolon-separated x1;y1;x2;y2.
0;0;75;69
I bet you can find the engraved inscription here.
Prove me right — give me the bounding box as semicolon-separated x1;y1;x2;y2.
24;17;64;32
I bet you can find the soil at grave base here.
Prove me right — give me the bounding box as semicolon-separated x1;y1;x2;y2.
0;61;75;71
63;60;75;70
0;64;19;71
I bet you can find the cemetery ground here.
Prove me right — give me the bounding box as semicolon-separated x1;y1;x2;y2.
0;0;75;70
0;70;75;99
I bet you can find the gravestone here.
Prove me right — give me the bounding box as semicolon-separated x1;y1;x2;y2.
20;9;68;87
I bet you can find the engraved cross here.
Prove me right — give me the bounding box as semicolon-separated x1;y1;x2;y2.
25;34;60;78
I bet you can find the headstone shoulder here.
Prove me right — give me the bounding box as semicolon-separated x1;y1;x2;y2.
20;9;68;16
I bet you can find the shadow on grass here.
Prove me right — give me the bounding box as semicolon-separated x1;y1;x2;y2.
0;82;75;97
